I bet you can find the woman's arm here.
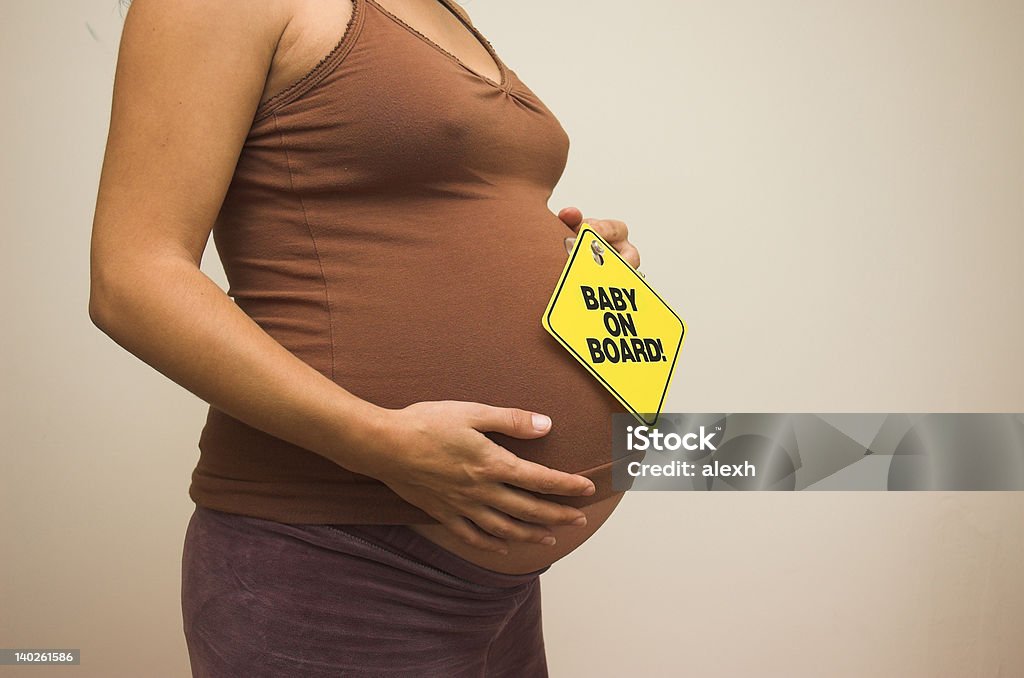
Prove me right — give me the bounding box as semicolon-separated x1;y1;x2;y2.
90;0;593;554
88;0;383;460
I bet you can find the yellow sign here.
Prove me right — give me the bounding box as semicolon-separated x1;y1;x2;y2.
542;225;686;425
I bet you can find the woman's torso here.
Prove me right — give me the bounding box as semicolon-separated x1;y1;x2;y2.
194;0;632;573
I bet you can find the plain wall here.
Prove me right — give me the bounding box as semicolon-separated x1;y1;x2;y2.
2;0;1022;675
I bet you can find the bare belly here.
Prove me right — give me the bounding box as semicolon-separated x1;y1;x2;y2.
407;490;626;574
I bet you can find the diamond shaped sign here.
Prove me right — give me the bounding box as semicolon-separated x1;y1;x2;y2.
542;225;686;425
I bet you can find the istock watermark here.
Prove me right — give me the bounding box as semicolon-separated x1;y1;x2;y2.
611;413;1024;491
625;424;719;452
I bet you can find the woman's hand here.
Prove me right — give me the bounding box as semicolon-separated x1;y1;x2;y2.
362;401;595;555
558;206;641;270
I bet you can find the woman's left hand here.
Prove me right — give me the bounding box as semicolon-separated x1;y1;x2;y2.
557;206;641;270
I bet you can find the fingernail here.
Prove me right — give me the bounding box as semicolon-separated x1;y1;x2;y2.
532;414;551;431
572;515;587;526
541;536;556;546
583;484;595;495
498;548;508;555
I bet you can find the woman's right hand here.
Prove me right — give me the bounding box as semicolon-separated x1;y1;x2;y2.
364;401;595;554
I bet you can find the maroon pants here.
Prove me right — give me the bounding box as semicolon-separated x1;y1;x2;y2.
181;505;550;677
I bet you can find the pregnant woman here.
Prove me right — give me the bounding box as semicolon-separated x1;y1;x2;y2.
90;0;642;675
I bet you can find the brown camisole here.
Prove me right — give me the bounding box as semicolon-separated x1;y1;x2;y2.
190;0;630;524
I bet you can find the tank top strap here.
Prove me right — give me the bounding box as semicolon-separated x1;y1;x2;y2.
254;0;368;122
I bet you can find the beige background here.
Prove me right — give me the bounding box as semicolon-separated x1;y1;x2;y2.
3;0;1023;675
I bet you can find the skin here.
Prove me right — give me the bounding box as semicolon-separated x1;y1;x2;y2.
91;0;640;574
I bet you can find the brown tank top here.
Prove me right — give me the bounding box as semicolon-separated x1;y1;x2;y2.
190;0;628;524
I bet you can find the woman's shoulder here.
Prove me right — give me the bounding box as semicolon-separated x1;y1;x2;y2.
263;0;357;108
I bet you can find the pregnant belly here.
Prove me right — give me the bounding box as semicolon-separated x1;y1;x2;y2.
325;205;634;570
